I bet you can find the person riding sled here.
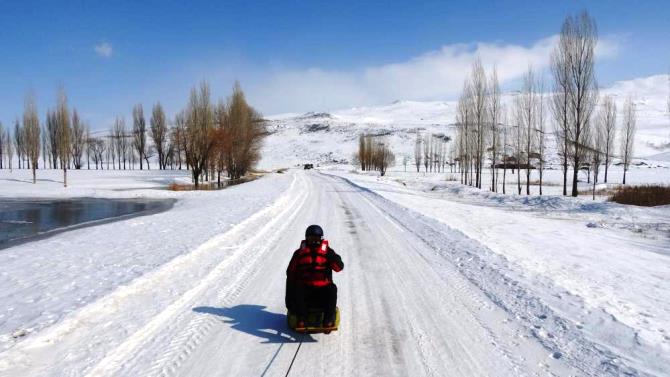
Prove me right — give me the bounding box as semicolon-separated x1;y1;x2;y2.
286;225;344;332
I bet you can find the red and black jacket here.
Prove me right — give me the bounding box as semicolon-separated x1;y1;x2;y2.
286;239;343;287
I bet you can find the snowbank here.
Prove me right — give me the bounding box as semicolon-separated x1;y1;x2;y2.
0;168;294;352
325;167;670;375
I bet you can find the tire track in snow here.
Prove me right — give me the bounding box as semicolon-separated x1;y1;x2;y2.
327;174;508;375
0;173;301;377
93;173;310;377
326;172;645;377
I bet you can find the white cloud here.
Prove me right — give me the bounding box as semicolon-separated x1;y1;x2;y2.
94;42;113;58
248;35;621;114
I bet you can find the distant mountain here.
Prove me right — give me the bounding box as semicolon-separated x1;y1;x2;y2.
259;75;670;169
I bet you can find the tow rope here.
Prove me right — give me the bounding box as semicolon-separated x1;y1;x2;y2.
284;334;304;377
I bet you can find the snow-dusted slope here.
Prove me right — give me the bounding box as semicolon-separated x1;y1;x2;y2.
260;74;670;169
261;102;456;169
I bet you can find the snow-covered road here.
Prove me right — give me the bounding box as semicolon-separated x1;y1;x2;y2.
116;171;570;377
2;170;657;376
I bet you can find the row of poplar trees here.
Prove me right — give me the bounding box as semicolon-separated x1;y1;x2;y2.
0;82;265;188
0;90;78;185
357;134;395;176
178;81;265;187
452;11;638;198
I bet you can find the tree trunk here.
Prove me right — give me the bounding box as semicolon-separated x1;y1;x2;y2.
623;168;627;185
502;166;506;194
571;158;579;197
562;161;567;196
571;118;581;197
592;170;597;200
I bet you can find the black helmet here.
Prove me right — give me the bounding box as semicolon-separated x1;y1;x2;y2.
305;225;324;239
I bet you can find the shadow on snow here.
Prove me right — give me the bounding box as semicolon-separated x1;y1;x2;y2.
192;304;316;344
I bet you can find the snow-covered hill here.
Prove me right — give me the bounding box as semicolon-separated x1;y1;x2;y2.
261;101;456;169
260;74;670;169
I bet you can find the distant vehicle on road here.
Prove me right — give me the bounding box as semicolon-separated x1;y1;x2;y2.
304;164;314;170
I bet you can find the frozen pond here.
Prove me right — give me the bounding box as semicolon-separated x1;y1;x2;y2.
0;198;175;248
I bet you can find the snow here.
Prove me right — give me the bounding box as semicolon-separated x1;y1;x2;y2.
1;169;580;376
0;169;294;361
323;166;670;376
260;74;670;170
1;165;668;375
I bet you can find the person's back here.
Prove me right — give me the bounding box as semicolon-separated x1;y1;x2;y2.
286;225;343;330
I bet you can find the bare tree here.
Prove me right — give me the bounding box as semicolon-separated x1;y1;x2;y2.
133;104;148;170
414;131;422;172
14;120;24;169
89;138;106;169
85;125;91;169
129;144;136;170
513;94;525;195
470;59;488;188
375;140;395;176
599;96;617;183
221;82;265;180
41;126;48;169
501;111;509;194
488;67;501;192
150;102;168;169
358;134;368;171
5;128;14;170
105;133;114;170
356;134;394;176
122;122;131;170
70;109;86;169
184;81;215;187
112;117;128;170
212;101;229;185
550;47;571;196
423;133;430;172
564;11;599;197
46;111;59;169
433;139;439;173
173;112;187;170
519;67;538;195
536;79;547;195
23;93;41;182
591;110;606;199
107;128;115;169
456;84;473;185
56;89;71;187
621;97;637;184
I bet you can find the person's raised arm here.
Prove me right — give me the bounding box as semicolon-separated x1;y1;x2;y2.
327;247;343;272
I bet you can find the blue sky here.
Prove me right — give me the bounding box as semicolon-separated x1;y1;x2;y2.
0;0;668;130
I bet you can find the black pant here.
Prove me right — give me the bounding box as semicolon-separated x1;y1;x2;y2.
286;282;337;320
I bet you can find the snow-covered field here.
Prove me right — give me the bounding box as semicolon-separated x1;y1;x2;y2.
0;165;668;376
0;169;294;371
324;166;670;375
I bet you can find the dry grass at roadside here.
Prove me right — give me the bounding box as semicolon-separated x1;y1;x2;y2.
609;185;670;206
168;175;259;191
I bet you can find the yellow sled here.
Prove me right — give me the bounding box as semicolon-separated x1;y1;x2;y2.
287;307;340;334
